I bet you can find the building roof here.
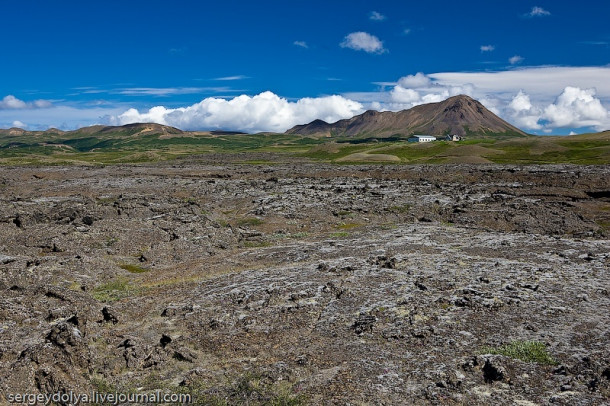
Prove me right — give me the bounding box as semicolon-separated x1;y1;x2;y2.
409;134;436;138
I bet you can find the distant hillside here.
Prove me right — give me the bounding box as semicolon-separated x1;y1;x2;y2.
1;120;608;166
0;127;65;137
70;123;184;136
0;123;184;138
286;95;528;138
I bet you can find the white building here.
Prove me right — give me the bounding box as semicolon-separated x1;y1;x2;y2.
408;135;437;143
444;134;462;141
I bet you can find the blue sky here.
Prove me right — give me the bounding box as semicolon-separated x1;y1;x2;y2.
1;0;609;134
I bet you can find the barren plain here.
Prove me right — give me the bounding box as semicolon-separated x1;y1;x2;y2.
1;155;609;405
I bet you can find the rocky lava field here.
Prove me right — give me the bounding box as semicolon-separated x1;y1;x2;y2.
1;156;609;405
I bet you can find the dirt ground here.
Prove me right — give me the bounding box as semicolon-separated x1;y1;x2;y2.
1;156;609;405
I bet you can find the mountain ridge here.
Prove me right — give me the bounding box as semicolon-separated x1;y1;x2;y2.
0;123;184;137
286;95;528;137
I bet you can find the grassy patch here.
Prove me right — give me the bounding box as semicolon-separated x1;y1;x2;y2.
595;220;610;234
301;143;376;161
242;241;272;248
481;340;557;365
92;277;138;302
336;222;361;230
67;281;82;291
330;231;349;238
387;204;411;214
175;370;307;406
90;375;116;393
119;263;149;274
217;219;231;228
238;217;265;226
487;138;610;164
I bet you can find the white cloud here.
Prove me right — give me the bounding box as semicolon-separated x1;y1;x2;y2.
543;87;609;129
508;91;543;130
12;120;26;128
509;55;524;65
111;91;364;133
1;95;27;109
340;32;387;54
509;90;533;112
0;95;53;109
526;6;550;17
213;75;249;81
293;41;308;49
348;67;610;133
502;87;610;131
116;87;220;96
34;100;53;108
0;105;126;131
369;11;386;21
480;45;495;52
3;66;609;135
397;72;432;88
428;67;610;101
390;87;420;103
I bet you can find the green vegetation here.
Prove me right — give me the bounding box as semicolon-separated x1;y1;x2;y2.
119;263;149;274
237;217;265;226
330;231;350;238
92;277;138;302
387;204;411;214
1;126;608;165
481;340;557;365
175;371;307;406
336;222;361;230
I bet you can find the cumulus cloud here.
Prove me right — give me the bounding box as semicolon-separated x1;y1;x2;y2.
293;41;308;49
543;87;609;129
369;11;386;21
12;120;27;128
0;95;52;109
390;87;420;103
493;87;609;131
0;95;27;109
508;91;543;129
509;90;534;112
526;6;550;17
111;91;364;133
480;45;495;52
509;55;524;65
340;32;387;54
375;73;478;111
397;72;432;88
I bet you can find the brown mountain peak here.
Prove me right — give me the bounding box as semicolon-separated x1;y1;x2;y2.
286;95;527;138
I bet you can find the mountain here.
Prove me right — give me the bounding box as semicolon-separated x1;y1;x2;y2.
71;123;184;136
286;95;528;137
0;123;183;138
